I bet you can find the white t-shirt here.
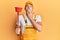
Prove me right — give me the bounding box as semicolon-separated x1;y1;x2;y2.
16;14;42;33
24;14;42;25
16;14;42;26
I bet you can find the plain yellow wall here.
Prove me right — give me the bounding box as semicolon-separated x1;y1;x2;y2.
0;0;60;40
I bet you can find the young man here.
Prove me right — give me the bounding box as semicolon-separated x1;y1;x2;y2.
16;1;42;40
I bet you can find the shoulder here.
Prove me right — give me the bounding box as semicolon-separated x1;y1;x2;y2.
18;14;25;21
35;14;42;22
18;14;26;18
19;15;23;18
33;14;42;19
36;15;41;19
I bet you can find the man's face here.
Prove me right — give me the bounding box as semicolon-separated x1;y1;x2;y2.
25;4;33;13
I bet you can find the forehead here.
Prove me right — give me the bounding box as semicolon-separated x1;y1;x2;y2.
26;4;33;7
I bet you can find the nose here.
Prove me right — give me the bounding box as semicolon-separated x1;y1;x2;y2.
28;6;30;9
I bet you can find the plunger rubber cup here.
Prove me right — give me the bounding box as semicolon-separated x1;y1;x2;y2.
15;7;22;13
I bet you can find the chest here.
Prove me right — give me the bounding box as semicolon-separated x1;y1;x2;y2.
25;15;35;26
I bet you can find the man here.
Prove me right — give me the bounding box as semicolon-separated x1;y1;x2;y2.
16;1;42;40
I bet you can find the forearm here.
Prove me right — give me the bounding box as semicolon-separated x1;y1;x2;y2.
29;17;42;31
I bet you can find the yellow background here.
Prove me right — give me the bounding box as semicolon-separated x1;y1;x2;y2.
0;0;60;40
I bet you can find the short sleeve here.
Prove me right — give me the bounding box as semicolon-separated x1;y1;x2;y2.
16;15;26;27
19;15;26;27
36;15;42;22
